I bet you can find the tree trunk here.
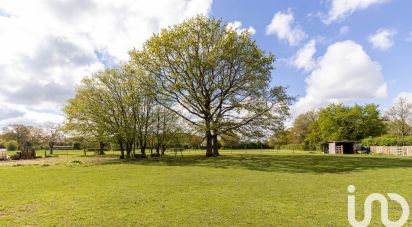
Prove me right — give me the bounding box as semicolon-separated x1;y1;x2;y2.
99;141;106;155
49;143;54;155
140;145;146;157
119;142;125;159
132;141;136;158
212;134;220;156
206;131;213;157
161;146;166;156
126;142;132;158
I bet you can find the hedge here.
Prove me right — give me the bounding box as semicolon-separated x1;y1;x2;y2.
362;135;412;146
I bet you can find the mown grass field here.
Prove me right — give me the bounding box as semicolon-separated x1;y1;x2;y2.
0;150;412;226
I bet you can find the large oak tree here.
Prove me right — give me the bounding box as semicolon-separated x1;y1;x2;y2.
130;16;291;157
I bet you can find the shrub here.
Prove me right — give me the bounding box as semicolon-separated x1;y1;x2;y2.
361;135;412;146
0;140;5;149
6;140;18;151
73;142;82;150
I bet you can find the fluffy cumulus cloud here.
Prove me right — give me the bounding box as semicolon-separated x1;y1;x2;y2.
0;105;24;121
290;39;317;72
266;9;307;46
368;28;397;50
0;0;213;127
226;21;256;35
293;40;387;115
324;0;388;24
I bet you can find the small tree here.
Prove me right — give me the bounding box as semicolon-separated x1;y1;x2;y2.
43;123;65;155
2;125;43;151
289;111;317;144
2;124;42;159
386;97;412;137
151;105;181;156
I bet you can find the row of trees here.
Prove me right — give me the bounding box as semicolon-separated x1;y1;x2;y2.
0;124;64;154
64;67;183;158
0;123;207;156
64;16;292;158
272;97;412;148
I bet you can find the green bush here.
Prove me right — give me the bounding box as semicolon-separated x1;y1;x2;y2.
0;140;5;149
361;135;412;146
73;142;82;150
6;140;18;151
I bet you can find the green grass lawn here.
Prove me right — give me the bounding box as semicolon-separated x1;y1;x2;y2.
0;150;412;226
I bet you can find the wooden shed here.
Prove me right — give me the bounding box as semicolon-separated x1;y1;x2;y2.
323;141;356;154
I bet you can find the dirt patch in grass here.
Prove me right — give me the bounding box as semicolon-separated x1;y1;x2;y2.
0;210;6;218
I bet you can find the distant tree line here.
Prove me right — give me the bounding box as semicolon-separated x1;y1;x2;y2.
0;123;65;156
0;124;210;155
271;96;412;149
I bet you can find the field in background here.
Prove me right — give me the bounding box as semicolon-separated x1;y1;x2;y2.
0;150;411;226
1;149;316;166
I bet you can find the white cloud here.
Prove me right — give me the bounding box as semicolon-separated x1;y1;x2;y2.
324;0;388;24
293;40;387;115
0;0;213;127
226;21;256;35
368;28;397;50
0;104;24;121
0;102;65;127
266;9;307;46
290;39;317;71
394;92;412;102
339;26;350;35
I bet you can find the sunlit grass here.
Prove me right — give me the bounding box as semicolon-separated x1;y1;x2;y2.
0;150;411;226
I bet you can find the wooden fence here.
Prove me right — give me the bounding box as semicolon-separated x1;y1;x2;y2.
0;149;7;160
370;146;412;156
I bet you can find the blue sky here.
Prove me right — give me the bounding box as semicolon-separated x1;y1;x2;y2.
212;0;412;112
0;0;411;126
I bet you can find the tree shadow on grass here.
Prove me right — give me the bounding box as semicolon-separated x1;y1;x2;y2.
97;153;412;174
